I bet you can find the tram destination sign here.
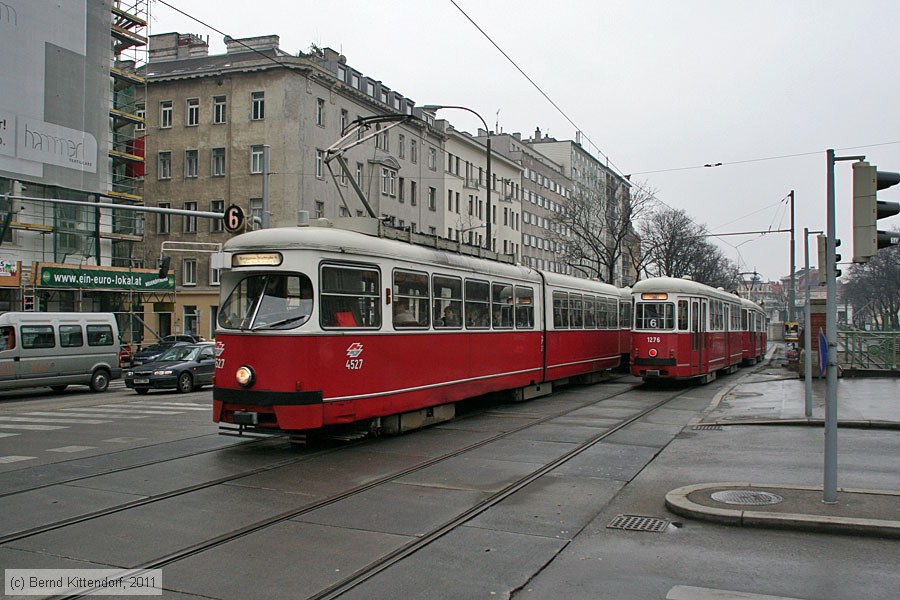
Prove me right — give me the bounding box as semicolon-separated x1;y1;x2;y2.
37;264;175;291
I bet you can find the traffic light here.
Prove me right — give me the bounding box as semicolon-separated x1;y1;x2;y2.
817;235;841;285
852;161;900;262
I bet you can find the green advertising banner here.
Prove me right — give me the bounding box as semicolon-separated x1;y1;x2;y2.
37;264;174;291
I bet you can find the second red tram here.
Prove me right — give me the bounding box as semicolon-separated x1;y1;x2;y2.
212;224;626;435
630;277;765;382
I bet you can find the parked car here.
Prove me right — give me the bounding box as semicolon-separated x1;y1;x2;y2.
124;342;216;394
118;344;133;368
161;334;204;344
131;340;189;366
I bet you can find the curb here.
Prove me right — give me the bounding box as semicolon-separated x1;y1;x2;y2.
665;482;900;539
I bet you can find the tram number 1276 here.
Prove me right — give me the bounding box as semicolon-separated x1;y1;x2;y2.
646;336;661;343
346;359;364;370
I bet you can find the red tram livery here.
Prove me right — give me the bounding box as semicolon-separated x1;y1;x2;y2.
630;277;766;382
212;222;626;435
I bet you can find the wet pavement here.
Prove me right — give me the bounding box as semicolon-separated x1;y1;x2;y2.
672;349;900;540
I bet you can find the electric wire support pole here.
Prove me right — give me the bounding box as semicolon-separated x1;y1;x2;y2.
788;190;796;323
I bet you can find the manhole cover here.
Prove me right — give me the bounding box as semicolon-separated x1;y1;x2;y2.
710;490;783;506
607;514;670;532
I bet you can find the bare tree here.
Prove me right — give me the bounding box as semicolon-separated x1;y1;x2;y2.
551;180;653;282
637;205;741;287
844;240;900;330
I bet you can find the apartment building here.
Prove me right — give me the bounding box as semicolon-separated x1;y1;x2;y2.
139;34;446;339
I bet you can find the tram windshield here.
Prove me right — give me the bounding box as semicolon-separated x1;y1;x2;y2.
218;273;314;331
634;301;676;330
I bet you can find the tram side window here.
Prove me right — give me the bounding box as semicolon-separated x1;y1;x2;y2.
393;269;429;328
320;264;381;329
619;298;633;329
433;274;463;329
677;300;689;331
0;326;16;351
742;309;749;331
606;298;619;329
583;296;596;329
21;325;55;349
59;325;84;347
553;291;568;329
515;286;534;329
492;283;514;329
730;304;741;331
635;302;675;330
596;297;608;329
465;279;490;329
87;325;114;346
569;293;583;328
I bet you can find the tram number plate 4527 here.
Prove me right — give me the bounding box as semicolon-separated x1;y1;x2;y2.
345;359;364;370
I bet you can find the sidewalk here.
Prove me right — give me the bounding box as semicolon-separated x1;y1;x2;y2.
666;347;900;539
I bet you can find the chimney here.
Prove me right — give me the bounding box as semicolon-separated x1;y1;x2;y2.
225;35;280;54
534;127;541;140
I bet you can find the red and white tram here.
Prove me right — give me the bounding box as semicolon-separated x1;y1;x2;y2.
212;223;625;435
630;277;759;382
740;297;768;364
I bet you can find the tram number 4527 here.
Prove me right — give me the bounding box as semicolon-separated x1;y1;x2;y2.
346;359;364;370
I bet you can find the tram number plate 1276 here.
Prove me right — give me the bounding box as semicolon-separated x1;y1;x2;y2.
646;336;661;343
346;359;364;370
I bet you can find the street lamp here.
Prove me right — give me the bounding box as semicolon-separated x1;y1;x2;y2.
422;105;492;250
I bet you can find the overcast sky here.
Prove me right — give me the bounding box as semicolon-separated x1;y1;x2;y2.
149;0;900;282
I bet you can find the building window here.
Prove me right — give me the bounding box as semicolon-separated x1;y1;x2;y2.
351;72;360;89
315;201;324;218
212;148;226;176
184;150;198;178
183;260;197;286
381;168;396;196
340;109;348;133
160;101;172;128
158;202;170;234
428;187;437;211
337;65;347;81
211;199;224;232
158;152;171;180
428;147;437;170
250;198;262;228
135;104;145;132
213;96;226;124
316;149;324;178
186;98;199;126
410;180;417;206
211;263;221;285
251;91;265;120
398;134;405;158
398;177;405;202
184;201;197;233
356;162;363;185
411;139;417;163
251;145;264;174
316;98;325;126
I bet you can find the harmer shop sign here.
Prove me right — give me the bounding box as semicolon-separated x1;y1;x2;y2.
37;263;174;291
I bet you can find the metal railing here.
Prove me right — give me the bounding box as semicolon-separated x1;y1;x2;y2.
838;330;900;372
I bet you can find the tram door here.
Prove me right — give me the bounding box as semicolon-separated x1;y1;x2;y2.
690;299;706;375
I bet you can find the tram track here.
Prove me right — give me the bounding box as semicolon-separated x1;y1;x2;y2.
21;379;701;600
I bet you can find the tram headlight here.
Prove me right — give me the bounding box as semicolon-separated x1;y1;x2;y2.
648;348;658;358
236;365;255;388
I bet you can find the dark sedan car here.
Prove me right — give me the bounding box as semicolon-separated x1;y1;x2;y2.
131;340;189;366
124;343;216;394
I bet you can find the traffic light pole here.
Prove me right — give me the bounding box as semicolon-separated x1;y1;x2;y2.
824;150;865;504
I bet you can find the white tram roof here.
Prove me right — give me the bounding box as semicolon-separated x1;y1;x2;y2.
224;225;623;296
740;296;766;313
225;226;532;280
632;276;741;304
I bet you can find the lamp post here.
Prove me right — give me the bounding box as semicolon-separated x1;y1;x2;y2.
423;105;492;250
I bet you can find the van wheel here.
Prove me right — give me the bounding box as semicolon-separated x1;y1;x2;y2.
89;369;110;393
177;372;193;394
50;385;68;393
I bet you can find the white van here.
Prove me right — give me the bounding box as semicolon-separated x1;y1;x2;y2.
0;312;122;393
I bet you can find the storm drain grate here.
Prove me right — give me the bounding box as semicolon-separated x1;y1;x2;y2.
607;514;670;532
693;424;723;431
710;490;784;506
